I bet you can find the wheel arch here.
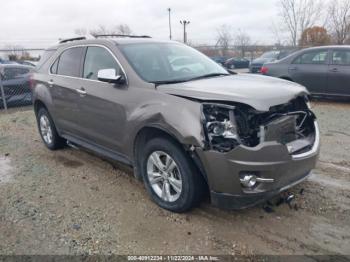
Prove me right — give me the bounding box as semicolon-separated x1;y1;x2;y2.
132;126;209;187
33;99;61;136
34;99;48;114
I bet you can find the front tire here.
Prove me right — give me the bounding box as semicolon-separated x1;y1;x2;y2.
140;137;205;213
36;107;65;150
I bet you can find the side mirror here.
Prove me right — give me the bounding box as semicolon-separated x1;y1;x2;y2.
97;68;125;84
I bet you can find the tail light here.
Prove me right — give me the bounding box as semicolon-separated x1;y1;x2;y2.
261;66;269;74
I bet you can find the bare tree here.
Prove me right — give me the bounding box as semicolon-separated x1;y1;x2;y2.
4;45;25;60
114;24;132;35
89;25;111;37
89;24;133;37
278;0;324;46
328;0;350;44
234;30;251;58
215;25;233;56
74;28;87;36
270;21;287;47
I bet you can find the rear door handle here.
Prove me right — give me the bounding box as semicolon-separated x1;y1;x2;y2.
76;87;87;96
47;80;54;87
289;67;297;71
330;68;338;72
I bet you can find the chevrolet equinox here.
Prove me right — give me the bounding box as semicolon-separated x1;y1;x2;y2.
32;36;320;212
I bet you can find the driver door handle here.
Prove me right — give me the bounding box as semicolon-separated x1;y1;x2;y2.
330;68;338;72
76;87;87;96
289;67;297;71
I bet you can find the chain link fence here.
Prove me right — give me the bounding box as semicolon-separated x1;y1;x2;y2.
0;64;34;112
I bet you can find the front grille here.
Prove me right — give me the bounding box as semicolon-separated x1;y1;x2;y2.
235;97;316;148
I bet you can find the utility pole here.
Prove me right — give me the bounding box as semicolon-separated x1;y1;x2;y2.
167;8;172;40
180;20;190;44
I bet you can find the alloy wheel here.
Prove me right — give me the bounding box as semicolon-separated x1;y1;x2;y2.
39;115;53;145
146;151;183;202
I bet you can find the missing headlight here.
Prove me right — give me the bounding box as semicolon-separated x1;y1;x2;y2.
202;103;240;152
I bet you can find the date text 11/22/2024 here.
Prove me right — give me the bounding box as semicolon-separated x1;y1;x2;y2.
127;255;220;261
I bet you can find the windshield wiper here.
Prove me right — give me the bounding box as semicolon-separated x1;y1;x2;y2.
153;79;188;86
153;73;229;87
186;73;229;82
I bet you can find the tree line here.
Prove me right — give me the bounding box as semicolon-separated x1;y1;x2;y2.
276;0;350;47
215;0;350;57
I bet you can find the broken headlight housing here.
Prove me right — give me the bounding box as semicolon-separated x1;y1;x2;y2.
202;103;240;152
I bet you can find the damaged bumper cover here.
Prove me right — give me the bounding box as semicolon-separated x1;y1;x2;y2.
195;121;320;210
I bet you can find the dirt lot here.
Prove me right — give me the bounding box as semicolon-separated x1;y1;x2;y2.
0;101;349;256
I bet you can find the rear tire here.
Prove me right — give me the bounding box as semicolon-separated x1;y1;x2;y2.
140;137;205;213
36;107;65;150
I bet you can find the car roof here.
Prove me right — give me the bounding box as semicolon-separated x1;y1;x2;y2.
46;37;178;50
302;45;350;51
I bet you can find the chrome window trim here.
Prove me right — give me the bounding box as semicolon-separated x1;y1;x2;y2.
292;121;320;160
48;44;129;86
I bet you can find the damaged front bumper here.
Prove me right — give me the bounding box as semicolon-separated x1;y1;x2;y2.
195;121;320;209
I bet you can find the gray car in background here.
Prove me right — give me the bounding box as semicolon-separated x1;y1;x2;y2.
32;36;319;212
0;64;33;108
249;50;295;73
262;46;350;98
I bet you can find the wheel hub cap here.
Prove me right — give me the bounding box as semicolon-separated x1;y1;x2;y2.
146;151;182;202
39;115;53;145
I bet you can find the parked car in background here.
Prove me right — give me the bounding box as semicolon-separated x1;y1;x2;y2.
17;60;37;67
224;57;250;69
209;56;227;65
261;46;350;98
32;36;319;212
0;58;18;65
249;50;295;73
0;64;33;108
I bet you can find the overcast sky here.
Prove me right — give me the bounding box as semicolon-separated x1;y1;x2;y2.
0;0;283;49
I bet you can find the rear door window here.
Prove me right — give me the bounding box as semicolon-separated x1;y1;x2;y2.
57;47;84;77
293;50;329;65
332;50;350;65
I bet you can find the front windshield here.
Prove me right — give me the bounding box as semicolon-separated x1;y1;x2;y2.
120;42;228;83
261;51;279;59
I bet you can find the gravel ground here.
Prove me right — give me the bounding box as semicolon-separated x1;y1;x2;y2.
0;101;349;256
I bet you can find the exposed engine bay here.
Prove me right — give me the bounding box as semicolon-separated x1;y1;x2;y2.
202;96;316;153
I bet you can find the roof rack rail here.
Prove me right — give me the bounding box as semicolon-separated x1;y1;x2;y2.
94;34;152;39
59;36;86;44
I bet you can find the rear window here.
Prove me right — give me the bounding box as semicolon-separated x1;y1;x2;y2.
57;47;84;77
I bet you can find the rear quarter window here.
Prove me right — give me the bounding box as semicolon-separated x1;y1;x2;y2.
57;47;84;77
332;50;350;65
36;50;56;70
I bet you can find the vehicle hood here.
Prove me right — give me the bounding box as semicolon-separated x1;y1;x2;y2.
158;74;308;112
251;57;275;65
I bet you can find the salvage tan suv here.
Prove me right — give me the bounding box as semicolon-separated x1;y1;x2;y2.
32;36;320;212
